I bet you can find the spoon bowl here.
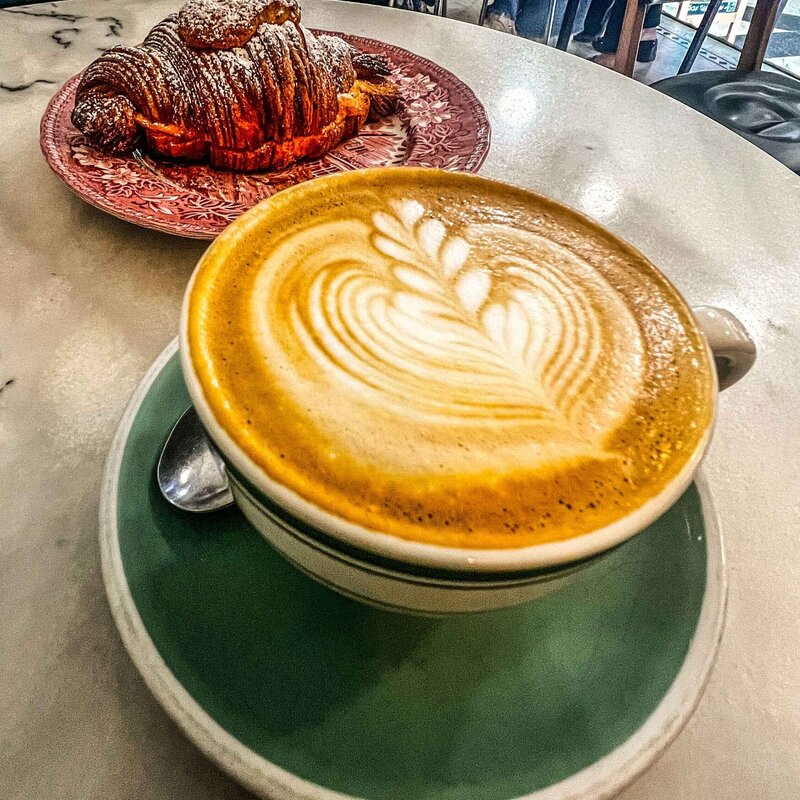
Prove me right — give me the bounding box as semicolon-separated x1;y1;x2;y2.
157;407;234;513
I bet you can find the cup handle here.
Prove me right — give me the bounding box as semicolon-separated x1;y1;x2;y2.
692;305;756;391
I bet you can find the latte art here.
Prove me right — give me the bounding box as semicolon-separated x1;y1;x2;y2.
253;199;645;465
187;169;713;548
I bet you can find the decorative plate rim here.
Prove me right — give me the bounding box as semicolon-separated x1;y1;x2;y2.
99;337;728;800
40;32;491;239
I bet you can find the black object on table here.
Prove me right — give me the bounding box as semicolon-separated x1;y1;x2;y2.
655;71;800;173
653;0;800;175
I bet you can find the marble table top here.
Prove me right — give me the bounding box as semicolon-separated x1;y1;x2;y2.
1;1;799;798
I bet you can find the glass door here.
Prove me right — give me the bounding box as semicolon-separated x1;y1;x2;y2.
663;0;800;78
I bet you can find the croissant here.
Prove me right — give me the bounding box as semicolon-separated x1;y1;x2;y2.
71;0;399;171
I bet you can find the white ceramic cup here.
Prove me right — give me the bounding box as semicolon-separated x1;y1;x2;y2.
180;193;756;615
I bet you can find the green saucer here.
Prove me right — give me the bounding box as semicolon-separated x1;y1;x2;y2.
100;341;726;800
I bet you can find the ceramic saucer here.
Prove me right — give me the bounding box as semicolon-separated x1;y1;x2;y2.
99;339;726;800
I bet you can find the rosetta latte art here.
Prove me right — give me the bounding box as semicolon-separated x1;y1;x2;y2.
191;170;714;546
252;199;645;457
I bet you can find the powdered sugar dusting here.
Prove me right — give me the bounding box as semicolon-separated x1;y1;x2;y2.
178;0;300;49
43;33;490;237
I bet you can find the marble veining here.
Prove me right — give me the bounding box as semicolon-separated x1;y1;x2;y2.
0;3;125;91
0;77;56;91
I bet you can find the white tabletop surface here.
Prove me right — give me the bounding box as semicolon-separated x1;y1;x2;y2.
1;1;799;797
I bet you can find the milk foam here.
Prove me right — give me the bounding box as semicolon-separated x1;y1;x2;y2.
188;169;713;548
251;199;645;466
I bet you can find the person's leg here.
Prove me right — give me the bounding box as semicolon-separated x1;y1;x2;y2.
487;0;520;15
514;0;563;40
594;0;624;48
643;2;661;28
592;0;659;61
575;0;615;40
483;0;520;32
634;4;660;59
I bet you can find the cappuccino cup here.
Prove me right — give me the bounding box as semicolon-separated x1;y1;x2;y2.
180;168;754;614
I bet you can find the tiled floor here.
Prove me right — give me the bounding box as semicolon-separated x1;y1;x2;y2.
442;0;739;84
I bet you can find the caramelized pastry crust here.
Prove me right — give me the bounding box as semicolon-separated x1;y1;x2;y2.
71;0;399;171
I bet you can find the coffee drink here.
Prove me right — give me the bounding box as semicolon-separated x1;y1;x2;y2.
186;168;714;549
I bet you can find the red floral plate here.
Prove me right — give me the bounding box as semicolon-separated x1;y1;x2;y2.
40;33;490;239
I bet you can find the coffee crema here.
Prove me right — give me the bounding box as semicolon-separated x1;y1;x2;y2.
187;168;714;549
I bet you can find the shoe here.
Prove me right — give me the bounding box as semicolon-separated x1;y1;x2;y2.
592;36;617;53
483;12;517;34
592;36;658;62
637;38;658;63
573;30;599;43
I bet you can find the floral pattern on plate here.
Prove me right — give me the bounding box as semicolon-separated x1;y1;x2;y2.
40;33;491;239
